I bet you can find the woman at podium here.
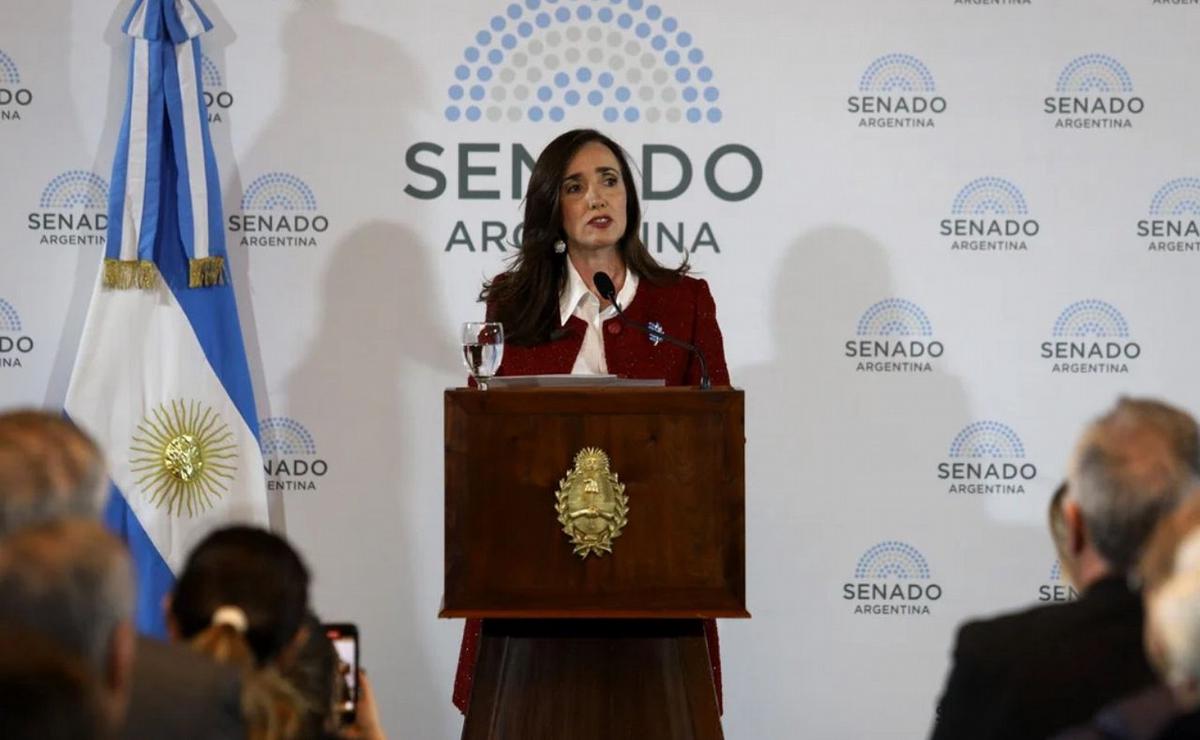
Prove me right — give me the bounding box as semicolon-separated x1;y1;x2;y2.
452;128;730;713
477;128;729;384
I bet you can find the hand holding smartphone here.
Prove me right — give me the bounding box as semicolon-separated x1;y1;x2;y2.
323;623;359;725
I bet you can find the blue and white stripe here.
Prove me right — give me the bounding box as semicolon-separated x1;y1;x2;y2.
107;0;222;272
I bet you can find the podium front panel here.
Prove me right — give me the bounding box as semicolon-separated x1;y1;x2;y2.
443;387;746;618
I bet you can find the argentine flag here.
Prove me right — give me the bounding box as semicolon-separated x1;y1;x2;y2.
65;0;267;637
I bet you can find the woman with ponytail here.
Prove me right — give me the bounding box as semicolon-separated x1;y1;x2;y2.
169;526;311;740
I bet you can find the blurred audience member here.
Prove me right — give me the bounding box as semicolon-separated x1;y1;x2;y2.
283;612;386;739
1143;561;1200;738
170;525;312;740
1140;494;1200;595
1050;480;1080;589
123;626;247;739
287;612;339;739
341;668;385;740
0;520;135;732
0;409;245;739
0;410;105;535
1055;493;1200;739
932;398;1200;740
0;626;107;739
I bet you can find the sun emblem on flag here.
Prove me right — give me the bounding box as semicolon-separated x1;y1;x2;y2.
129;400;238;516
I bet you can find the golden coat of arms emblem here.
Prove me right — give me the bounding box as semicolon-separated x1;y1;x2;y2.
554;447;629;558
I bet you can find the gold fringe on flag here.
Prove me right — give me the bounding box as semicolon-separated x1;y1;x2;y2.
102;259;157;290
188;256;226;288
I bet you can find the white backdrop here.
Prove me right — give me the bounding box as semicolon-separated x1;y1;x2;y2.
3;1;1200;737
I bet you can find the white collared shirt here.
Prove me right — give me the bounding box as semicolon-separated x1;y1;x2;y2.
559;258;639;375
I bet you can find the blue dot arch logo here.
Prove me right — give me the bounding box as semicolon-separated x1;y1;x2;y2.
859;53;936;93
856;299;933;337
1150;178;1200;217
259;417;317;456
200;54;223;89
445;0;721;124
0;298;21;334
855;541;931;580
949;421;1026;459
39;171;109;209
1049;559;1063;582
0;49;19;86
241;173;317;211
1052;300;1129;338
952;177;1029;216
1056;54;1133;94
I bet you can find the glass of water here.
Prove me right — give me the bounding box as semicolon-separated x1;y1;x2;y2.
462;322;505;390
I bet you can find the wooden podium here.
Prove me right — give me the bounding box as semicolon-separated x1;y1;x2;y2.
442;387;747;740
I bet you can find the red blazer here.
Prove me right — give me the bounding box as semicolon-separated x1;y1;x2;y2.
452;274;730;714
491;275;730;385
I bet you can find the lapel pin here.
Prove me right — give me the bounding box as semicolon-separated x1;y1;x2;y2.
647;321;664;346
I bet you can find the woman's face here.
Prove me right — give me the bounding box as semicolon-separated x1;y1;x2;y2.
558;141;628;253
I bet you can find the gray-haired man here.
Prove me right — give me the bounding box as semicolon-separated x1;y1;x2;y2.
0;409;244;740
0;520;137;731
931;398;1200;740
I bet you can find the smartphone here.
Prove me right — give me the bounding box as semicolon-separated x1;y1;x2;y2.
323;623;359;724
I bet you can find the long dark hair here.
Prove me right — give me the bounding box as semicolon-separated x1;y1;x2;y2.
171;526;310;740
479;129;688;346
284;612;338;740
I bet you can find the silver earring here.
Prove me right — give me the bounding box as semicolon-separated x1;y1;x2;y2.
554;239;567;254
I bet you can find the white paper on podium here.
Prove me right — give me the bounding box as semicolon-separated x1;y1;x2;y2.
485;374;666;389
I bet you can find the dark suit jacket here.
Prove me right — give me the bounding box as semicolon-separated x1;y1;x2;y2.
122;637;245;740
1156;709;1200;739
1053;684;1179;740
490;275;730;386
931;576;1157;740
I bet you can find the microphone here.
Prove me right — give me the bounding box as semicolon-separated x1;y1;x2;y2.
593;271;712;390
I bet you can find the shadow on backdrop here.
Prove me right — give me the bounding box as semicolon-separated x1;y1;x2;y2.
284;220;454;740
732;226;979;738
43;0;114;406
258;3;454;738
